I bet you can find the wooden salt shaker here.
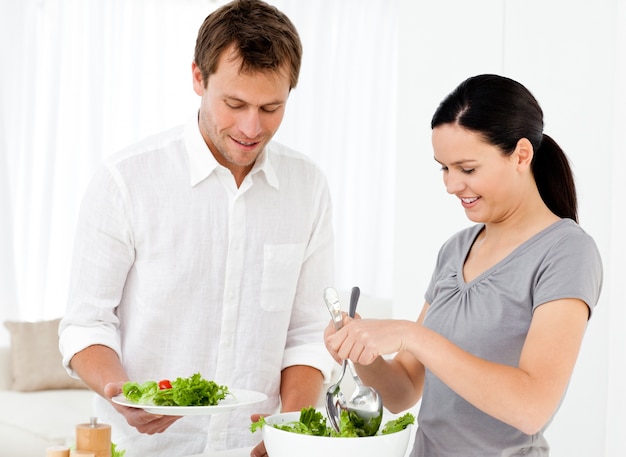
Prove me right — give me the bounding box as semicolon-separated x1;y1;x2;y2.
75;417;111;457
45;446;70;457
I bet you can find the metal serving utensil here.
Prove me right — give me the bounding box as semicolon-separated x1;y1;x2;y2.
323;286;383;435
323;287;347;433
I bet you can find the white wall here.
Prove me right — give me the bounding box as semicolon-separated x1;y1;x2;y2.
393;0;625;456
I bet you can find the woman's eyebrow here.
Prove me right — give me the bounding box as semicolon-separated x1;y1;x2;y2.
433;157;478;166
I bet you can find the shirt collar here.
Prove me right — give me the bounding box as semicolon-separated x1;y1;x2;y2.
249;147;279;190
185;114;218;187
184;113;279;190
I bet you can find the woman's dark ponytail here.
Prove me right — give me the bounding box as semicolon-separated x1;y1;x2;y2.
432;74;578;223
532;134;578;222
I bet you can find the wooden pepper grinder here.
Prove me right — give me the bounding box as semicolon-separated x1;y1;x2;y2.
75;417;111;457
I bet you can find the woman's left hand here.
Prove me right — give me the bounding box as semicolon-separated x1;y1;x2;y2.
249;414;267;457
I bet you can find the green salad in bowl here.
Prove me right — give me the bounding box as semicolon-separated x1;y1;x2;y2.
252;407;414;457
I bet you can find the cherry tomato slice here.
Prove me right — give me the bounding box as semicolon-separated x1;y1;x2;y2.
158;379;172;390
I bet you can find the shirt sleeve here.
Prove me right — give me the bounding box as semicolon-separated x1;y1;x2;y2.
533;229;603;316
59;164;134;375
281;172;336;382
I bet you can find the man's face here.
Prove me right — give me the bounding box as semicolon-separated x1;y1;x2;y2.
192;46;291;181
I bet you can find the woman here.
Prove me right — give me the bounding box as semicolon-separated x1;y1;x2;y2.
325;74;602;456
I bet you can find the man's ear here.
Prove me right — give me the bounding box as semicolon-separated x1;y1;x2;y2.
192;61;205;96
514;137;534;170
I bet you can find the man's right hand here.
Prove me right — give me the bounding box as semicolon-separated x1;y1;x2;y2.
105;381;181;434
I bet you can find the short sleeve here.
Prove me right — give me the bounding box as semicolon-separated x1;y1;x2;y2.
533;230;603;316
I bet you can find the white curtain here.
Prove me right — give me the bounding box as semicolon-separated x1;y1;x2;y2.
606;0;626;452
0;0;397;336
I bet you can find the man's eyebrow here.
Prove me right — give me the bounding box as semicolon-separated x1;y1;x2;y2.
225;96;284;106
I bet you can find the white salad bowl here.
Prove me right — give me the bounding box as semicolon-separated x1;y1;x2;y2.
261;411;412;457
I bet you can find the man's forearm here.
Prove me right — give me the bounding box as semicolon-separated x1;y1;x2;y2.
70;344;128;397
279;364;324;412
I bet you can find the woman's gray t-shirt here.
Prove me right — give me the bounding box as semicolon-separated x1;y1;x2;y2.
413;218;602;457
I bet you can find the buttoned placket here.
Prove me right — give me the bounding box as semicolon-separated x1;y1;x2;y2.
205;169;253;449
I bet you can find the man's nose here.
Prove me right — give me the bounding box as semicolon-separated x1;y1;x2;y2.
238;108;263;139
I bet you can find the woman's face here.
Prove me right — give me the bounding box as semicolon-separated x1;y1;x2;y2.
432;123;525;224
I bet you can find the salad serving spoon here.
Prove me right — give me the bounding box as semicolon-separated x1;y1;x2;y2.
323;286;347;433
323;286;383;436
344;287;383;436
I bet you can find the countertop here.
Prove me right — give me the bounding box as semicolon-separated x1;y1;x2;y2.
186;447;253;457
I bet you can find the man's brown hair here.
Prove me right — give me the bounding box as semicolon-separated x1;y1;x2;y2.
194;0;302;89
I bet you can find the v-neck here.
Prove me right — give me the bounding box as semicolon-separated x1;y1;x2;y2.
458;219;569;289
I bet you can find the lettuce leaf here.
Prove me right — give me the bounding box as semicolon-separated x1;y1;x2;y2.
122;373;229;406
381;412;415;435
260;407;331;436
122;381;158;404
250;407;415;438
111;442;126;457
161;372;229;406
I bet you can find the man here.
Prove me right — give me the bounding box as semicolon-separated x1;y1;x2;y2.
59;1;335;456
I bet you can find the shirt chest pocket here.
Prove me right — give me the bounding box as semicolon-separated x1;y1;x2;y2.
260;243;306;312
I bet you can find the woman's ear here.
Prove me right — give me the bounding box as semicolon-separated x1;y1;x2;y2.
514;137;534;170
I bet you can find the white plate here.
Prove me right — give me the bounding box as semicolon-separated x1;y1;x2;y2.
112;389;267;416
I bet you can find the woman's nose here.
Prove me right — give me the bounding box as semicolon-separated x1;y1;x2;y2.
444;172;464;194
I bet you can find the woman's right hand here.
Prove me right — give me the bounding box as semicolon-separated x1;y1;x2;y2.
325;317;419;366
